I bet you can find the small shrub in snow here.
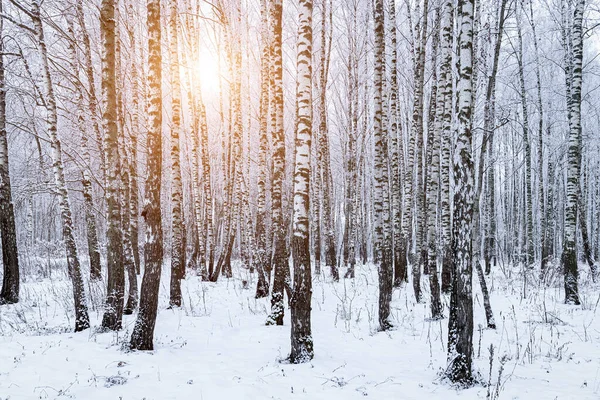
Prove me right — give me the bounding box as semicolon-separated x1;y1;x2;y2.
104;375;127;388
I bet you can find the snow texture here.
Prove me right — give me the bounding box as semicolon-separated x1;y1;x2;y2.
1;262;600;399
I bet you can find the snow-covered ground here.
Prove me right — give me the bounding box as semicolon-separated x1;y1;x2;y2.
1;261;599;399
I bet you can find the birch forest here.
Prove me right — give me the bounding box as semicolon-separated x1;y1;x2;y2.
1;0;600;397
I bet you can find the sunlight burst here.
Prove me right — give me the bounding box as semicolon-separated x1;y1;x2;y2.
195;50;220;95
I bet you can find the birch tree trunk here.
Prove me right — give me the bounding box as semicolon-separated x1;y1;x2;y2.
0;2;19;305
312;54;322;275
373;0;393;331
190;100;204;275
289;0;314;363
446;0;475;385
543;145;556;276
255;0;271;298
267;0;288;327
169;0;184;307
343;4;359;279
411;0;429;303
130;0;164;350
311;147;322;274
423;23;439;278
439;0;453;294
121;141;138;315
127;11;142;274
562;0;584;305
578;187;596;279
426;9;442;320
199;101;213;276
402;6;417;288
32;0;90;332
100;0;125;332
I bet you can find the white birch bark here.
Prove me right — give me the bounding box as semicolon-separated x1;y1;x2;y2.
130;0;164;350
373;0;393;331
289;0;314;364
0;0;19;305
266;0;288;327
255;0;271;297
100;0;125;332
446;0;475;385
562;0;585;305
439;0;454;294
169;0;184;307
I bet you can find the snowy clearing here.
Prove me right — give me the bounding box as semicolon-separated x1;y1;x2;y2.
1;262;599;400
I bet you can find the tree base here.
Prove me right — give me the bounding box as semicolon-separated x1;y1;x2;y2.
288;337;314;364
74;318;90;333
443;358;477;389
0;296;18;305
130;332;154;351
378;320;393;332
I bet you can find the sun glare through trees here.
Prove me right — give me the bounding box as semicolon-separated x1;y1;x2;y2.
193;49;220;94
